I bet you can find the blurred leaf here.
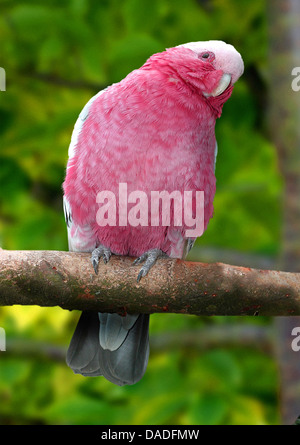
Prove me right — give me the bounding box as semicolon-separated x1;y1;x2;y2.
198;349;242;391
230;395;267;425
108;34;163;82
187;393;228;425
45;395;114;425
0;359;31;387
0;157;30;199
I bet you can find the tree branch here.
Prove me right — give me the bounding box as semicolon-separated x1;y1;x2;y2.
0;249;299;315
4;325;274;362
22;71;106;91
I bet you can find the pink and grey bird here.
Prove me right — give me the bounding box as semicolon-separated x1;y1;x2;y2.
63;41;244;385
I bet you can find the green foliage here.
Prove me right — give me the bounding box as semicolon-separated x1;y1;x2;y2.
0;0;281;425
0;311;278;425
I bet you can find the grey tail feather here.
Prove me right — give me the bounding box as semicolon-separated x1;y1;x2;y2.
66;311;150;385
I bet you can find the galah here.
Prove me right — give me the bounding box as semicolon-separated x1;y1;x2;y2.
63;41;244;385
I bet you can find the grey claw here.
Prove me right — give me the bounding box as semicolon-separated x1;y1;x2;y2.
103;251;110;264
91;245;112;275
137;270;144;283
133;254;146;266
133;248;167;282
92;259;99;275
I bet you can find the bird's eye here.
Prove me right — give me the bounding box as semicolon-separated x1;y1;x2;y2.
199;51;215;62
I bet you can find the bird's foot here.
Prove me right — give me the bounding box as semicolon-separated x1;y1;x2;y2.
91;245;112;274
133;248;167;283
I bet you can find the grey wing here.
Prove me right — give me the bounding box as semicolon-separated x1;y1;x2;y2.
182;238;196;259
63;195;96;253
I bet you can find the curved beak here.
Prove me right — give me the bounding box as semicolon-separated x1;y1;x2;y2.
203;73;232;97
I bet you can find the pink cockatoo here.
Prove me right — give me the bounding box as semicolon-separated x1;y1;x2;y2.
63;41;244;385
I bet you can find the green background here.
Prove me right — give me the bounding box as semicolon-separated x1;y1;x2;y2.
0;0;284;424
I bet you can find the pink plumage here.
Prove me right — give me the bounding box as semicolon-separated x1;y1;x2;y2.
64;41;244;385
64;42;243;259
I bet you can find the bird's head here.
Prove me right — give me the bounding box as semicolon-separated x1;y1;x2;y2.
143;40;244;117
177;40;244;94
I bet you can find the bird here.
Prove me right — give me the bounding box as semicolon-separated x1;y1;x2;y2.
63;40;244;385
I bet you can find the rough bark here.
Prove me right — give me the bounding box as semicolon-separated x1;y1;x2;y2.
0;249;300;315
